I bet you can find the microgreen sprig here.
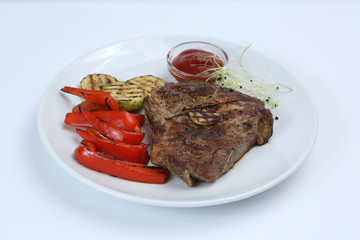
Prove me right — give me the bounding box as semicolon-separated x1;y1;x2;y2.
197;43;293;109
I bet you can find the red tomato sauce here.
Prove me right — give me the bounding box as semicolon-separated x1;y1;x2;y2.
170;49;225;82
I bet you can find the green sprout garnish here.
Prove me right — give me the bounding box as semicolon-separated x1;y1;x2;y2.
196;43;293;109
193;52;225;74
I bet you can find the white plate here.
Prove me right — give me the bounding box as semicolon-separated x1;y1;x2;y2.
37;35;318;207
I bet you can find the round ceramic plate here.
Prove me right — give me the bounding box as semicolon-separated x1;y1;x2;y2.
37;35;318;207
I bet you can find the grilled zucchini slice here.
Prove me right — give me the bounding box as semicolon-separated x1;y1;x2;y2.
188;108;221;126
127;75;165;96
103;82;145;112
80;74;119;90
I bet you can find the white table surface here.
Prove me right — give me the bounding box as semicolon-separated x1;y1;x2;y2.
1;1;359;239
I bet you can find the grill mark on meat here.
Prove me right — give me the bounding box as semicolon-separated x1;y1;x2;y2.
242;122;252;128
221;110;237;120
188;86;214;96
182;124;227;142
183;100;237;111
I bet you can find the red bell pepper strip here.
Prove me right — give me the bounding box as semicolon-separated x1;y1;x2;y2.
61;86;119;111
65;112;92;127
65;111;141;132
75;141;169;184
72;100;110;113
76;129;149;164
86;127;104;138
132;114;145;126
80;107;145;145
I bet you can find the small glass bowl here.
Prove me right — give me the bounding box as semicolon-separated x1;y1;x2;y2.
167;41;228;83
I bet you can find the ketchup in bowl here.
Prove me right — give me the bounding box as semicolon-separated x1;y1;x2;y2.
167;42;228;83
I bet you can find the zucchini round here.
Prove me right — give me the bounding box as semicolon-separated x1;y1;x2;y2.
103;82;145;112
80;74;119;90
127;75;165;96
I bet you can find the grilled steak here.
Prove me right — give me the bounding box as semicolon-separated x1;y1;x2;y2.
143;81;273;186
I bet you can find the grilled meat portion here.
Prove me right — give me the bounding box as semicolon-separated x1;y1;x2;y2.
143;81;273;186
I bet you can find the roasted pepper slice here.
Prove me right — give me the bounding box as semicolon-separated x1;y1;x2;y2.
131;113;145;126
72;100;111;113
75;141;169;184
61;86;119;111
76;128;149;164
86;127;104;138
65;110;141;132
80;108;145;145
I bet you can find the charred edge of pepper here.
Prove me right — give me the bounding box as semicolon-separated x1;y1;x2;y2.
61;89;70;93
84;146;92;151
97;116;109;124
104;97;112;110
80;141;93;152
79;106;108;125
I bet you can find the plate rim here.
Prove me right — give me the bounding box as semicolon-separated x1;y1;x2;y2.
37;34;319;208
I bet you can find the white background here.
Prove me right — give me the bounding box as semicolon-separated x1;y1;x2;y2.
1;0;359;239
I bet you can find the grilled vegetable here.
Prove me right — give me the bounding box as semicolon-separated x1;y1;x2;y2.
61;86;119;111
127;75;165;96
76;129;149;164
75;141;169;184
80;74;119;91
103;82;145;111
65;110;141;132
80;107;145;144
72;100;111;113
188;108;221;126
